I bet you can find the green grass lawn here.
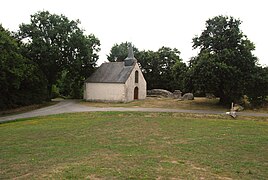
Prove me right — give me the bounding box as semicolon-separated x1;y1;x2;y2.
0;112;267;179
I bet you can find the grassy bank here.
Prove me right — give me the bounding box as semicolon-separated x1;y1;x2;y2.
0;112;267;179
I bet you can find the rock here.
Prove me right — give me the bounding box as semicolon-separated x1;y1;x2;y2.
205;93;215;99
147;89;173;98
182;93;194;100
233;104;244;111
173;90;182;99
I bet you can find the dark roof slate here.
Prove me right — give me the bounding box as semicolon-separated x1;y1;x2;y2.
85;62;135;83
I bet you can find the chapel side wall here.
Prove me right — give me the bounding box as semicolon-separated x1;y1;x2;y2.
84;83;126;102
125;63;147;101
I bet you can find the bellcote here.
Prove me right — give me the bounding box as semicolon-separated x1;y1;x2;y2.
124;44;137;66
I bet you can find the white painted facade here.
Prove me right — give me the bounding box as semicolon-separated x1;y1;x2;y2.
84;83;125;102
124;63;146;101
84;63;146;102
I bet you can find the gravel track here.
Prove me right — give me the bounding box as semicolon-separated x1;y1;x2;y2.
1;99;267;123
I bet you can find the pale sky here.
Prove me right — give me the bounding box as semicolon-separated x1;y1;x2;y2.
0;0;267;66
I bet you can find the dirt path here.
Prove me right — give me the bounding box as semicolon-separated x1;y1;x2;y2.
1;99;268;123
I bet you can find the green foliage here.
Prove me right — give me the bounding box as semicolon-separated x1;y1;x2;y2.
56;70;70;97
57;71;84;99
18;11;100;99
136;50;159;89
0;25;47;109
59;32;100;98
246;66;268;106
107;42;138;62
171;57;188;91
107;43;186;91
137;47;185;91
51;85;60;99
189;16;258;104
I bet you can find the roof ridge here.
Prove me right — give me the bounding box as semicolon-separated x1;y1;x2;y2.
85;61;135;83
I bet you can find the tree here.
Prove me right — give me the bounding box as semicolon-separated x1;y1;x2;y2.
157;47;184;91
246;66;268;106
60;31;100;98
107;42;138;62
0;25;47;109
18;11;100;99
189;16;258;104
172;60;188;91
137;47;185;91
107;43;185;91
136;50;159;89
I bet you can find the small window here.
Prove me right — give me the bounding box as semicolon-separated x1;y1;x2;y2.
135;70;139;83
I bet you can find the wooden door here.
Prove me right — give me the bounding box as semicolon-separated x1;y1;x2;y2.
134;87;139;100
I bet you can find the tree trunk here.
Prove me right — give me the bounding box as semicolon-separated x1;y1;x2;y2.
218;89;232;105
46;84;52;101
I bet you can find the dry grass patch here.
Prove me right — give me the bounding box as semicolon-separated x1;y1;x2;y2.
81;97;227;110
82;97;268;113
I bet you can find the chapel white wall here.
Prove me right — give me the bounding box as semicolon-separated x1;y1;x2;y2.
84;83;126;102
125;63;147;101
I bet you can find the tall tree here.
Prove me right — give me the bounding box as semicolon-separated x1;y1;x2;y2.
246;66;268;106
0;25;47;109
172;60;188;91
137;47;184;91
18;11;100;99
157;47;184;91
107;43;185;91
189;16;258;104
136;50;159;89
61;30;100;98
107;42;138;62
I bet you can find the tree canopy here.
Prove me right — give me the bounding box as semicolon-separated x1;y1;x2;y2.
107;42;138;62
137;47;185;91
107;42;186;91
246;66;268;106
0;25;47;109
188;15;259;104
18;11;100;99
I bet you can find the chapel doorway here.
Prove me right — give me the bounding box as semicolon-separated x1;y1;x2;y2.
134;87;139;100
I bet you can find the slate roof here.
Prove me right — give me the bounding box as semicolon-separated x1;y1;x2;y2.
85;62;135;83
